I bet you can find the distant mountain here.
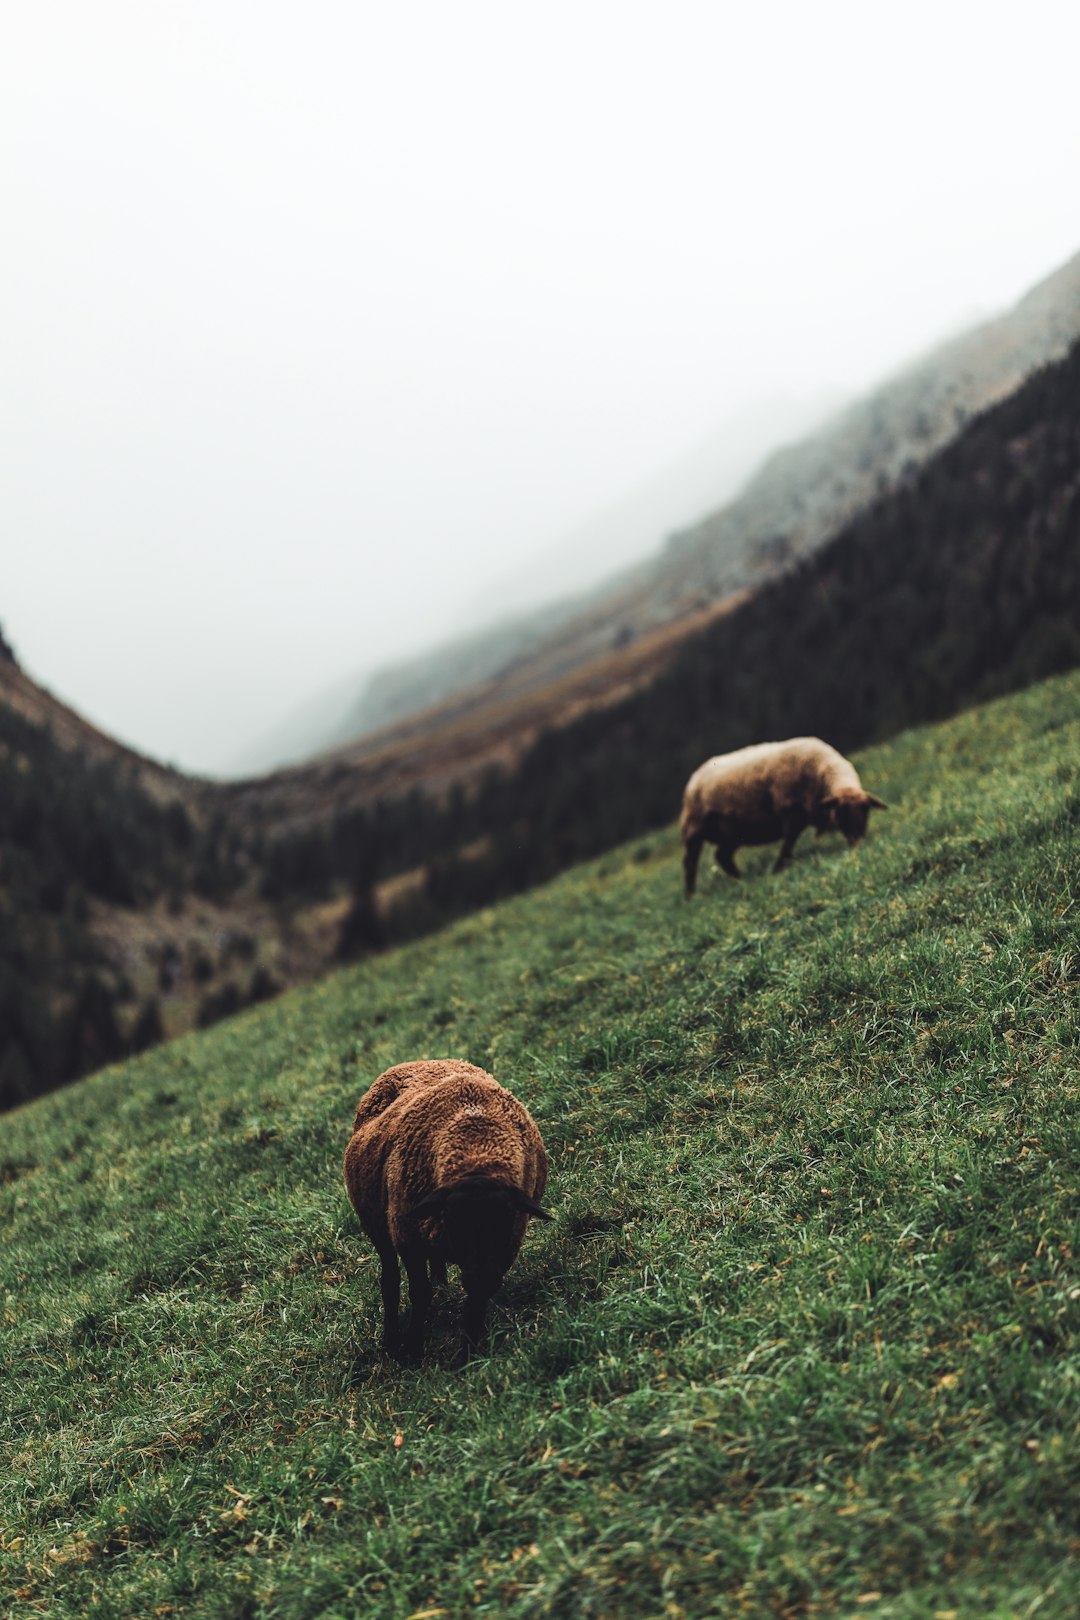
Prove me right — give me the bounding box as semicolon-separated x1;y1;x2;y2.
230;665;376;780
238;394;842;772
649;245;1080;611
269;245;1080;764
466;392;846;624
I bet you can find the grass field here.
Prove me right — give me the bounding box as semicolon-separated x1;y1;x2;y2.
4;671;1080;1619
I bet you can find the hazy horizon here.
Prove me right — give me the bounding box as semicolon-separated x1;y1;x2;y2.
4;1;1079;773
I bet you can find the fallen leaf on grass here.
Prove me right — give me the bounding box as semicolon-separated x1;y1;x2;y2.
45;1534;98;1567
218;1490;252;1528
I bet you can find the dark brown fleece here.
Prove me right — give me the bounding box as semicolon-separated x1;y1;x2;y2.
346;1059;547;1245
343;1059;549;1360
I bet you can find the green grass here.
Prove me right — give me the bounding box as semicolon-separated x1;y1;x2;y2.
4;671;1080;1620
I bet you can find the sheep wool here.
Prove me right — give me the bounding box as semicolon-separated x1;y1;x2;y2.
680;736;887;896
344;1059;550;1363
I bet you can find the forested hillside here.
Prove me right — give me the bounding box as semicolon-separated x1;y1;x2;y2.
0;664;245;1106
3;672;1080;1617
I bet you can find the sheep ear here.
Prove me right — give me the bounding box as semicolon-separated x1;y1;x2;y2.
410;1186;451;1220
510;1188;553;1221
863;793;888;810
820;795;839;812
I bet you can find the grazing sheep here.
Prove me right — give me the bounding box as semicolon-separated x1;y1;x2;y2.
344;1059;550;1363
680;737;887;896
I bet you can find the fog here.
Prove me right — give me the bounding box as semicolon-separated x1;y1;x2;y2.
3;0;1078;774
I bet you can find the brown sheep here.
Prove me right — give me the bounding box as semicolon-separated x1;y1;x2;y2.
680;737;887;896
343;1059;550;1363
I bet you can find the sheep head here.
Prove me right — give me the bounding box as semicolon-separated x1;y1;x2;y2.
410;1174;551;1288
819;790;888;846
411;1173;551;1224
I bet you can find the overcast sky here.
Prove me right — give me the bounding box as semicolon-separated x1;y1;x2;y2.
4;1;1078;775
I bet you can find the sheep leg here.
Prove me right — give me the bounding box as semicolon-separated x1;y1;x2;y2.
430;1255;448;1287
714;845;741;879
458;1283;494;1363
402;1251;433;1363
682;829;704;898
773;827;802;872
377;1247;402;1354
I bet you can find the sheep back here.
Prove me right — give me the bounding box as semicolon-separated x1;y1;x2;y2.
344;1059;548;1254
681;737;863;832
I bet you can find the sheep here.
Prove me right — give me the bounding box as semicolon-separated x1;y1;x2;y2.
680;736;887;896
343;1058;550;1363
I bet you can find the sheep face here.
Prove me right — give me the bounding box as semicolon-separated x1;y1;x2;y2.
407;1172;551;1359
413;1172;550;1290
819;790;888;847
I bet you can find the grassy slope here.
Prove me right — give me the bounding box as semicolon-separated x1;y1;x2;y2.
3;672;1080;1620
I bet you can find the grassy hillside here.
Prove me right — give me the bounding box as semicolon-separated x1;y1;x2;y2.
3;672;1080;1618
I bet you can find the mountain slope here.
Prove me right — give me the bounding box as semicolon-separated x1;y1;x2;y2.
4;670;1080;1617
656;242;1080;605
0;640;203;1103
0;641;185;795
240;393;842;772
289;245;1080;760
0;640;306;1107
467;391;847;625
